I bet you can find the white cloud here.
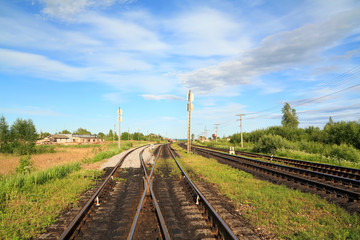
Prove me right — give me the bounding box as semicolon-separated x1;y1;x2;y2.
0;48;89;81
141;95;185;101
179;7;360;94
165;8;250;57
79;13;168;52
38;0;135;21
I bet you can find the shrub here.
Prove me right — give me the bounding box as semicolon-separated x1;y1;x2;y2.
15;155;33;174
326;144;360;163
253;134;292;154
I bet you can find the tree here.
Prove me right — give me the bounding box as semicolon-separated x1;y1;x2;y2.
281;102;299;129
73;128;91;135
97;132;105;140
121;132;130;140
10;118;37;155
0;115;10;152
61;129;71;134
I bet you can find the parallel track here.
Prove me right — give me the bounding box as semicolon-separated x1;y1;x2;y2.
187;144;360;211
195;144;360;180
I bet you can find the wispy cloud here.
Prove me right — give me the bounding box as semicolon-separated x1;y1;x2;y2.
141;95;185;101
38;0;135;21
179;7;360;94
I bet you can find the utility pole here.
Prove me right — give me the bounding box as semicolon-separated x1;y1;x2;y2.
147;130;149;142
204;126;208;140
236;114;245;148
138;129;140;141
214;124;220;142
128;128;130;141
187;90;194;153
118;107;122;149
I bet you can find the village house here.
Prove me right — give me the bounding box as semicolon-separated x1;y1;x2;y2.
36;134;103;145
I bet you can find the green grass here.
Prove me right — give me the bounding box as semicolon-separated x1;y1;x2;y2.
154;158;182;179
0;165;101;239
173;144;360;239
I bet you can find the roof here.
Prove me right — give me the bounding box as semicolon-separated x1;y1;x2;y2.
51;134;70;139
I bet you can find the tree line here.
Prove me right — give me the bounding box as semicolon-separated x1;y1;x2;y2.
230;103;360;162
0;115;165;155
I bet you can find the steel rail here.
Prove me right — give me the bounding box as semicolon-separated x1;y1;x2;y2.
59;145;145;240
168;145;238;240
194;147;360;202
192;144;360;177
128;144;171;240
236;151;360;179
194;147;360;189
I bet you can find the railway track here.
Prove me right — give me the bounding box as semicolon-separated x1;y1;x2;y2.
194;144;360;180
186;144;360;214
39;144;259;239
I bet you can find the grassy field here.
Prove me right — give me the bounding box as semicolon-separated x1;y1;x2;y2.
0;140;154;239
173;144;360;239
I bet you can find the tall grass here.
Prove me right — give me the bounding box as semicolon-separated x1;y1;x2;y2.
0;163;81;209
0;168;100;239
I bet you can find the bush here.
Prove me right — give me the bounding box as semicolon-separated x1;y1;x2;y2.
326;144;360;163
15;155;33;174
253;134;292;154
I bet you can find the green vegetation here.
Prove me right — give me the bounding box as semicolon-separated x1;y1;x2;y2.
0;116;38;155
0;162;101;239
173;144;360;239
225;117;360;168
154;158;182;179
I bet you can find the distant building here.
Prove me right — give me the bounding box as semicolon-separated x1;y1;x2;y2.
36;134;103;145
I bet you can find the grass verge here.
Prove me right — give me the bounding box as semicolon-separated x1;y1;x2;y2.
0;165;101;239
173;144;360;239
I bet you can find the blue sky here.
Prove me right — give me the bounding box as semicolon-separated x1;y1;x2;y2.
0;0;359;139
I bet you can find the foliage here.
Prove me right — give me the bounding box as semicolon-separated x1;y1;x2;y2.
121;131;131;140
61;129;71;134
97;132;105;139
0;115;10;152
253;134;292;153
15;155;33;174
73;127;92;135
0;116;38;155
281;102;299;128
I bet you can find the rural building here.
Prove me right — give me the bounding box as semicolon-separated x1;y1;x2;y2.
37;134;103;145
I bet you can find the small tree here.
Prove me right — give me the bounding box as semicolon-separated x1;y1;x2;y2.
0;115;10;153
10;118;37;155
281;102;299;129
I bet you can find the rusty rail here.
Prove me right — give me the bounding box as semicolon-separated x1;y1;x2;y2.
59;145;144;240
168;145;238;240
